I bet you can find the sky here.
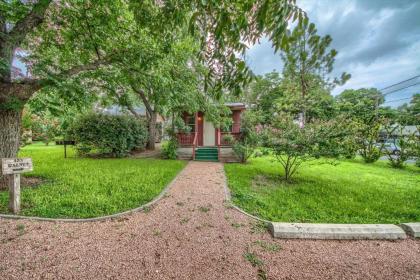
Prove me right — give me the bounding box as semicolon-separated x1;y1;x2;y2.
245;0;420;107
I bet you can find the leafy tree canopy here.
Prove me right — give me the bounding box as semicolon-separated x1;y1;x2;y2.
280;19;350;125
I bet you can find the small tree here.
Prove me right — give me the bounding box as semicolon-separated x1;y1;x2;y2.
355;121;383;163
336;88;386;163
281;20;350;126
382;125;416;168
265;114;341;181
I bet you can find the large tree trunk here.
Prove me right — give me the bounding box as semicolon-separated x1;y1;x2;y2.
0;109;23;189
147;112;157;150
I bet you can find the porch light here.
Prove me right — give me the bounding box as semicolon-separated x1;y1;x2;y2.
197;117;202;121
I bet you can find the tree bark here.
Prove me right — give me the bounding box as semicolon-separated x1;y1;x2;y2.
131;86;156;150
148;112;157;150
0;109;23;189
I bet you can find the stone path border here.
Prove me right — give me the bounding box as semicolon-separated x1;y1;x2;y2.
269;223;406;240
222;166;417;240
0;162;188;223
400;223;420;238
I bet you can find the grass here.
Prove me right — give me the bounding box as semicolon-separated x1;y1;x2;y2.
243;251;264;267
252;240;280;252
0;143;186;218
224;157;420;224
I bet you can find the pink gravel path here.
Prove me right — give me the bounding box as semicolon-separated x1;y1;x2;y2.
0;161;419;280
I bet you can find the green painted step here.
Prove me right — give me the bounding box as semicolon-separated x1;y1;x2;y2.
195;147;219;161
196;151;218;156
196;148;218;153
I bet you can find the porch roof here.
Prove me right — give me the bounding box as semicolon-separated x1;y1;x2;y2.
225;102;246;110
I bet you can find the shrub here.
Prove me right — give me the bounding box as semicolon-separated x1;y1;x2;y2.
161;139;178;159
222;134;234;145
69;113;148;157
232;111;260;163
31;114;60;145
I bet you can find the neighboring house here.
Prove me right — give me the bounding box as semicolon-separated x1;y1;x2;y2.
379;125;419;142
96;105;164;143
176;102;246;162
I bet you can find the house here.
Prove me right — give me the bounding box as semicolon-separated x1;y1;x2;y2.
379;125;419;142
176;103;246;162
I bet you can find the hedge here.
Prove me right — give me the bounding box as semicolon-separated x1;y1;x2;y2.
69;113;148;157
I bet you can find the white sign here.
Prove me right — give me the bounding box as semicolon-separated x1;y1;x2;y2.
2;158;33;175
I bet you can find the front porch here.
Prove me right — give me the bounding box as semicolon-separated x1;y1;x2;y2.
175;103;245;162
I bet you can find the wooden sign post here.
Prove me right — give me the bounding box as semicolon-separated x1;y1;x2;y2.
1;158;33;214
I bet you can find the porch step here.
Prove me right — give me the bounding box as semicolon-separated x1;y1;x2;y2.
195;147;218;162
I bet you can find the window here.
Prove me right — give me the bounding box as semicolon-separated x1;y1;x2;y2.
186;115;195;133
222;113;233;132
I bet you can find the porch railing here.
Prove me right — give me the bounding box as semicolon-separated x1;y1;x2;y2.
176;132;198;160
176;132;195;146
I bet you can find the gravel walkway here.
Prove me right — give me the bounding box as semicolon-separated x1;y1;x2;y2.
0;161;419;280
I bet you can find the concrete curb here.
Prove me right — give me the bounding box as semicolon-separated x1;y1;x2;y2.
399;223;420;238
0;162;189;223
269;223;407;240
221;165;415;240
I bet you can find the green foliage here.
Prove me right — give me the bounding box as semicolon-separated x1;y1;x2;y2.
161;139;178;160
264;114;343;181
20;109;33;146
335;88;384;121
281;20;350;125
397;93;420;125
224;156;420;223
277;75;336;123
0;144;186;218
30;114;60;145
356;121;382;163
222;134;235;145
21;0;304;147
242;71;283;125
232;111;260;163
69;113;148;157
0;96;26;111
382;125;416;168
335;88;387;163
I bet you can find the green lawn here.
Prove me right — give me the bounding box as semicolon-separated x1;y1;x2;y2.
0;143;186;218
224;157;420;224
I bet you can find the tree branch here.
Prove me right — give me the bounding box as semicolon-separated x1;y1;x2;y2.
7;0;53;48
58;58;113;77
0;79;42;104
131;85;153;118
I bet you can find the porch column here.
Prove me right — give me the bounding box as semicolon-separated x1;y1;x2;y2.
195;112;198;131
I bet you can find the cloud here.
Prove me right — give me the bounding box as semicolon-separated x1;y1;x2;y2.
245;0;420;105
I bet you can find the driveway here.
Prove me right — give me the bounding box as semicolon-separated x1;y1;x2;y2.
0;161;419;279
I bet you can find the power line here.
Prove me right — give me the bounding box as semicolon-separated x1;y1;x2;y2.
381;81;420;96
383;97;412;104
380;74;420;92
